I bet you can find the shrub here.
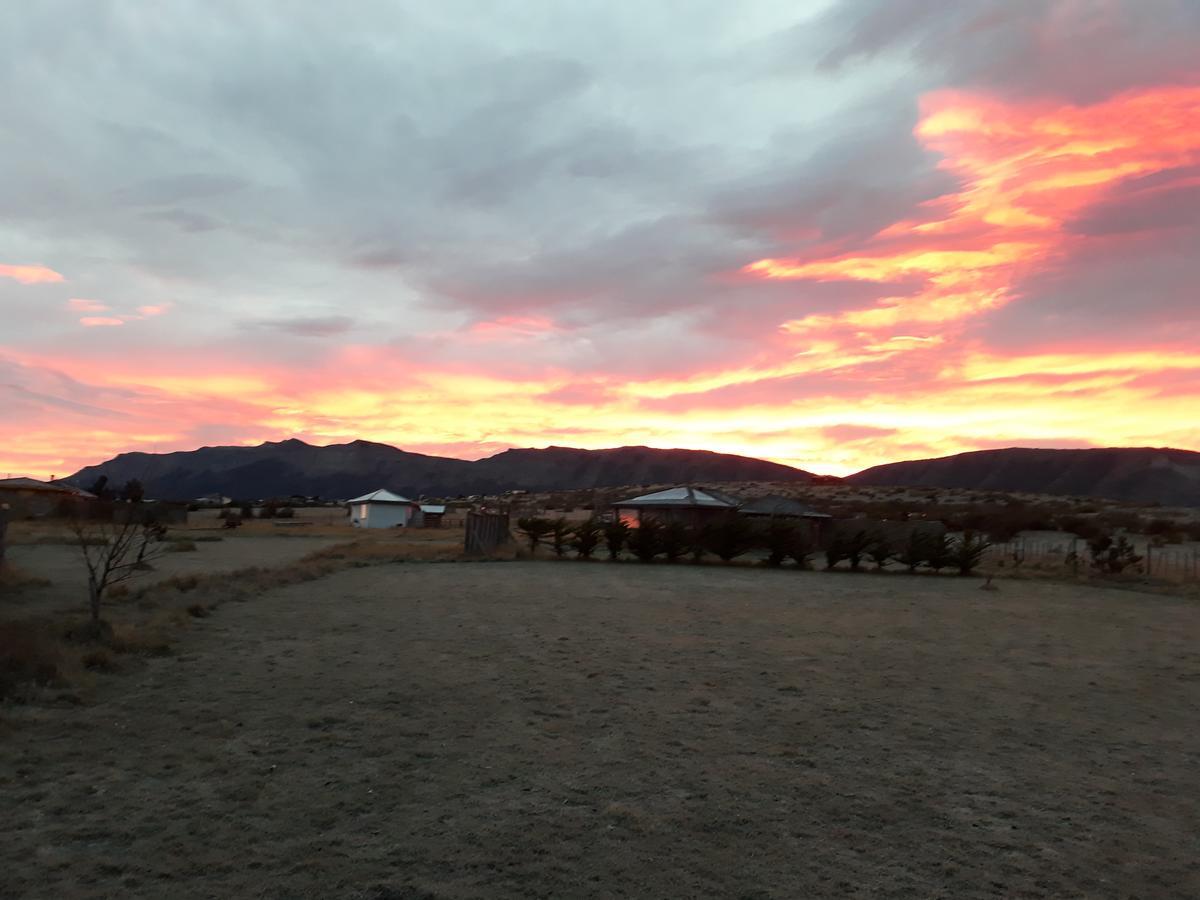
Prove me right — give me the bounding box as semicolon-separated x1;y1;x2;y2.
761;520;799;567
603;519;630;560
516;516;554;553
865;533;893;570
569;519;604;559
1089;535;1143;575
548;518;573;558
166;539;197;553
703;516;756;563
826;529;874;571
628;518;665;562
949;531;992;576
894;531;930;573
923;533;954;574
276;506;296;519
660;521;692;562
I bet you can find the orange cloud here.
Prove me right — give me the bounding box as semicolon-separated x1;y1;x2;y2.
746;84;1200;347
1;263;64;284
79;317;125;327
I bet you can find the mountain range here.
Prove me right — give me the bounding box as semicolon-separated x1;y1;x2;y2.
846;447;1200;507
65;439;815;500
65;441;1200;506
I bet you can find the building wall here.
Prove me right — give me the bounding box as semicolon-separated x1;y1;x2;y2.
352;503;416;528
615;506;735;528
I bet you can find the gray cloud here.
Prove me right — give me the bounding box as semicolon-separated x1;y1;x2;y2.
248;316;355;337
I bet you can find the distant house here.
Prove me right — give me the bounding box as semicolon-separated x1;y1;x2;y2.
738;494;832;541
193;494;232;508
347;489;423;528
0;477;95;518
611;485;741;527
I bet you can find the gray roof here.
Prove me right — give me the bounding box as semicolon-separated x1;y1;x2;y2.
738;494;831;518
346;489;417;505
613;485;740;509
420;504;446;514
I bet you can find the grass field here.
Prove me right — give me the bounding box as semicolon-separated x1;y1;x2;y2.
2;561;1198;899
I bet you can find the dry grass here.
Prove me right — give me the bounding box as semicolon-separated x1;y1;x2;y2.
0;529;499;700
0;563;52;591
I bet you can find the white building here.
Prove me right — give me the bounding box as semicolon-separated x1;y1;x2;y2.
346;489;423;528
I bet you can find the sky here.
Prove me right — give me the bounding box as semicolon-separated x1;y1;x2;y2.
2;0;1199;479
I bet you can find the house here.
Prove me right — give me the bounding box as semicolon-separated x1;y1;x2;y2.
611;485;742;527
346;489;423;528
419;504;446;528
0;477;95;518
738;494;832;541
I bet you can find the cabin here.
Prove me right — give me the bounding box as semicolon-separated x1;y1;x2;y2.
738;494;832;542
611;485;741;527
0;477;94;518
346;489;423;528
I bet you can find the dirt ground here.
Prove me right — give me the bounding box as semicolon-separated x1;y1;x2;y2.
2;562;1198;899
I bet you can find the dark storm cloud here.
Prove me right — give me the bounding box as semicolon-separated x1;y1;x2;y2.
814;0;1200;101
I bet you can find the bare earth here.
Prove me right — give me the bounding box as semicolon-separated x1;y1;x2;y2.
2;562;1198;899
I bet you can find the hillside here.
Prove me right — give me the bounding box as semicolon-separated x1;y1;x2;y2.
846;447;1200;506
65;440;815;500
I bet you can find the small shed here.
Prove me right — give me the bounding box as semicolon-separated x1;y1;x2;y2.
419;504;446;528
611;485;740;527
347;489;423;529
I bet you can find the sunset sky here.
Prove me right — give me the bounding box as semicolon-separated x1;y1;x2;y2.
3;1;1198;480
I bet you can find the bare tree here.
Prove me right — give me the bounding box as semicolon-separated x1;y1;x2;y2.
69;507;167;629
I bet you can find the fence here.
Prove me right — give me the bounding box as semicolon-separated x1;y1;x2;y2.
464;512;511;555
986;536;1200;582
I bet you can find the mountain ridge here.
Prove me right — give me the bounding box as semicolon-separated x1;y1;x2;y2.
65;439;816;499
846;446;1200;506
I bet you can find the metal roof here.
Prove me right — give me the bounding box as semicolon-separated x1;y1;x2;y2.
0;477;94;497
738;494;831;518
420;504;446;514
613;485;740;509
346;489;417;505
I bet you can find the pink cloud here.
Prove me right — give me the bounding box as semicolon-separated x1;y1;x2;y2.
79;317;125;327
1;263;64;285
68;298;110;313
137;304;171;317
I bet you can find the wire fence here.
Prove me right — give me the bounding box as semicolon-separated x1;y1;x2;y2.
986;536;1200;582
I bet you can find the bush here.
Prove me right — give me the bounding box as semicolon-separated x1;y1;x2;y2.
924;533;954;574
1089;535;1143;574
894;531;930;573
703;516;756;562
866;533;893;570
761;520;799;567
603;519;630;560
569;519;604;559
166;539;197;553
660;521;692;562
826;529;874;571
548;518;573;558
516;516;554;553
276;507;296;519
628;519;665;562
949;531;991;576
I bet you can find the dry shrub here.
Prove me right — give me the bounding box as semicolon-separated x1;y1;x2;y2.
81;648;119;671
166;539;197;553
0;564;51;591
0;621;79;699
108;622;173;657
